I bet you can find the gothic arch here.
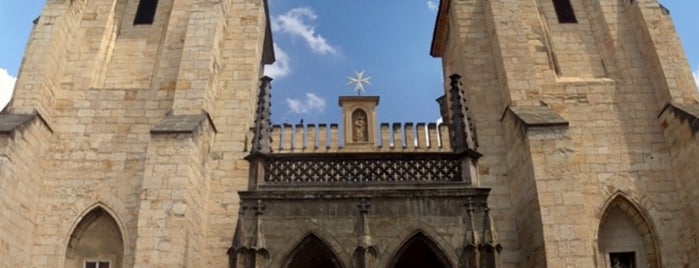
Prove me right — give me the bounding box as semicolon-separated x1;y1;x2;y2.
282;233;345;268
380;222;458;267
597;193;661;268
388;231;454;268
63;204;126;268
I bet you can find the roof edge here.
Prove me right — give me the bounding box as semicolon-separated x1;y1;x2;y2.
262;0;275;65
430;0;451;58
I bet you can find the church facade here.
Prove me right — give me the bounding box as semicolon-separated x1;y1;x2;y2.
1;0;698;267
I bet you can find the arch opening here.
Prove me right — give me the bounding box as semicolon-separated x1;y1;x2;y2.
597;196;659;268
390;233;452;268
64;207;124;268
285;234;342;268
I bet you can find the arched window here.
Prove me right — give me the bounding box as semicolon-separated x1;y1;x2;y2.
390;233;452;268
285;234;343;268
64;207;124;268
598;196;659;268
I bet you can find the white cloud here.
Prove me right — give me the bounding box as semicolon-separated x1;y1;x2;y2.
427;1;439;12
693;69;699;90
286;93;326;114
0;68;16;110
272;7;338;55
264;43;291;79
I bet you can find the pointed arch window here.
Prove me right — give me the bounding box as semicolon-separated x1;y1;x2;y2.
64;207;124;268
552;0;578;23
390;233;452;268
285;234;342;268
598;196;659;268
133;0;159;25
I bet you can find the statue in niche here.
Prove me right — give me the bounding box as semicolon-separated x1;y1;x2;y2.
352;109;368;142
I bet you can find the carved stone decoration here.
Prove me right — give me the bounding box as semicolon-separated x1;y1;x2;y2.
352;199;378;268
246;77;274;191
229;206;250;268
250;200;270;268
448;74;480;152
264;153;463;184
479;202;502;268
449;74;467;152
460;198;479;268
352;109;369;142
250;77;273;155
338;96;379;149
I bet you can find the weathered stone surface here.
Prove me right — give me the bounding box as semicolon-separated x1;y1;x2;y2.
150;114;208;134
0;113;40;133
508;106;569;128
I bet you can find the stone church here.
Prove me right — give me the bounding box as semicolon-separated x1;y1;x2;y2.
0;0;698;267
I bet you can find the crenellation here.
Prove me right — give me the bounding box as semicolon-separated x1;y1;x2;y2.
405;123;415;150
317;123;328;150
281;123;293;151
270;124;281;150
392;123;403;149
292;123;303;151
267;121;453;153
379;122;390;149
427;123;439;149
416;122;426;149
306;124;317;150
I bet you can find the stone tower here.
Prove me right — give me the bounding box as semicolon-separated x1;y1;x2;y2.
431;0;699;267
1;0;698;268
0;0;273;267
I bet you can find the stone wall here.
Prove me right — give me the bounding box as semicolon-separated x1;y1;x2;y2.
658;104;699;264
434;0;699;266
0;0;270;266
0;115;51;268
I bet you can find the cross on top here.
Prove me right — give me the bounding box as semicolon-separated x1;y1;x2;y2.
347;71;372;95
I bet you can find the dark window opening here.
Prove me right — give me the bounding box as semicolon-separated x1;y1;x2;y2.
552;0;578;23
286;235;342;268
609;252;635;268
133;0;159;25
85;261;110;268
391;233;452;268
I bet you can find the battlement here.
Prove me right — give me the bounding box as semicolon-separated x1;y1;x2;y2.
268;122;451;153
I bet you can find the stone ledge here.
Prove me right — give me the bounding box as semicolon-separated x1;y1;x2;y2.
660;102;699;134
506;106;569;128
151;113;217;134
0;112;52;134
240;186;491;200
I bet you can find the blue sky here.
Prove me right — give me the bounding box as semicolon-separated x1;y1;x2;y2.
1;1;697;125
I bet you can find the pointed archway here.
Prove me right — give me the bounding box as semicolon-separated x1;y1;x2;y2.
597;195;659;268
64;207;124;268
390;232;452;268
284;234;343;268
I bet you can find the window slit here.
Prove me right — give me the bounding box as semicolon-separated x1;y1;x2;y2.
133;0;159;25
552;0;578;23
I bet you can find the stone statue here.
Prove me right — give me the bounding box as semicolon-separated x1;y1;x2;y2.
353;112;367;142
